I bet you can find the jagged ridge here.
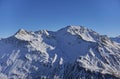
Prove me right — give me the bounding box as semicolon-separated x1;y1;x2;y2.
0;26;120;79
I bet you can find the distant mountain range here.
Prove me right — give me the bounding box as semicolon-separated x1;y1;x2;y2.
0;26;120;79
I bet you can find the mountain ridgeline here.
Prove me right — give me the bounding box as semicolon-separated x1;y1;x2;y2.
0;26;120;79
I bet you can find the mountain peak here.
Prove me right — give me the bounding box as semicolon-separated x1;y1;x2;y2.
14;29;32;41
58;26;98;42
58;25;86;31
66;25;87;29
15;29;28;35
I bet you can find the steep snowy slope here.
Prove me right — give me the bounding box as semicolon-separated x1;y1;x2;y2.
0;26;120;79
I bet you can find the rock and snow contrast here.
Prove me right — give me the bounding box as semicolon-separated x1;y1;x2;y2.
0;26;120;79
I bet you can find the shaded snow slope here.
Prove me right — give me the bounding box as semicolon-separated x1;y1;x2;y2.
0;26;120;79
111;36;120;44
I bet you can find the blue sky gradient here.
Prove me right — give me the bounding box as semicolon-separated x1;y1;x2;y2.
0;0;120;37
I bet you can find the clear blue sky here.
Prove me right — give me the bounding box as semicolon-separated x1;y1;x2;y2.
0;0;120;37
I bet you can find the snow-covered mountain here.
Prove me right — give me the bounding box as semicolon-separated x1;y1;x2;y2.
0;26;120;79
111;36;120;44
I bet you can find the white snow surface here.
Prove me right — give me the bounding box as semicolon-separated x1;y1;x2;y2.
0;26;120;78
